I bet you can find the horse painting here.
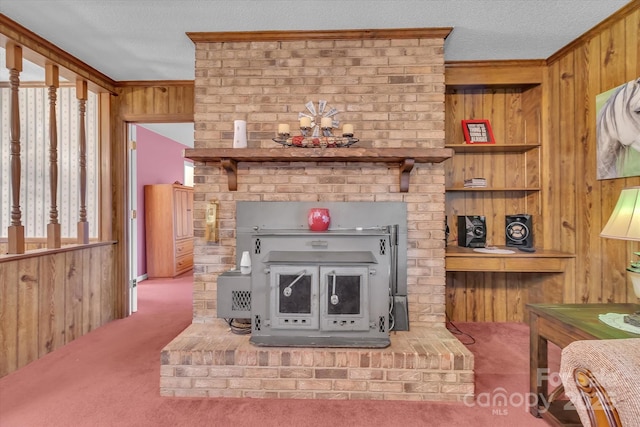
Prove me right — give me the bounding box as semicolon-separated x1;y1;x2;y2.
596;78;640;180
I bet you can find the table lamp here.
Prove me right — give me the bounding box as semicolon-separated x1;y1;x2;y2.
600;186;640;326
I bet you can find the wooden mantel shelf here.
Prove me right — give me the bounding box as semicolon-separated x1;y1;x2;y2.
184;147;453;192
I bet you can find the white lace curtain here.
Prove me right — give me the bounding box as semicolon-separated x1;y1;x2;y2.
0;86;99;238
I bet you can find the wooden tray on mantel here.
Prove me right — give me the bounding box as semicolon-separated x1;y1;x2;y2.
183;147;453;192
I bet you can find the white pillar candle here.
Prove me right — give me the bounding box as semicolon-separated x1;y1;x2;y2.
342;124;354;135
300;117;311;128
321;117;332;128
278;123;290;134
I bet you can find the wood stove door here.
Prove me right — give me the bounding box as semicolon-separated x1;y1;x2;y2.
320;266;370;332
269;265;319;330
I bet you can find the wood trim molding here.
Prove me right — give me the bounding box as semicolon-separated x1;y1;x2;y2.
445;60;546;86
0;240;116;263
119;113;195;123
0;14;117;93
98;93;113;241
115;80;195;88
187;27;453;43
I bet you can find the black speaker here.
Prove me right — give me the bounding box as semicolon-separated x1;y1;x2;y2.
505;214;533;248
457;215;487;248
445;217;450;247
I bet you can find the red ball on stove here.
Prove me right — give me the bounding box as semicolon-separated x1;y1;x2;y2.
308;208;330;231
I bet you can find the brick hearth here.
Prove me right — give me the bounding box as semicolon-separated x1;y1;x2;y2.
160;323;473;400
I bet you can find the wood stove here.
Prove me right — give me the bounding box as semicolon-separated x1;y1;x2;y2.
217;202;408;348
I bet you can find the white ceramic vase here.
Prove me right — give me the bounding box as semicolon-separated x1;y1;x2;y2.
240;251;252;275
233;120;247;148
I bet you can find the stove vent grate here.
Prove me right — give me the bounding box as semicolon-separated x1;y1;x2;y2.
231;290;251;312
254;315;262;331
379;239;387;255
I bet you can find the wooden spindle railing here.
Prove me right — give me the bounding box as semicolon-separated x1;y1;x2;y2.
76;79;89;244
6;42;25;254
46;64;61;249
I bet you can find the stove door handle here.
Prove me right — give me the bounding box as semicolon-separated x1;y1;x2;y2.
310;240;328;248
283;270;307;297
330;272;339;305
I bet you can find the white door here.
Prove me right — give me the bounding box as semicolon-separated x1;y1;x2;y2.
127;124;138;313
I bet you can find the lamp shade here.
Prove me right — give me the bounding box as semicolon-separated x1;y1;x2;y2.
600;186;640;241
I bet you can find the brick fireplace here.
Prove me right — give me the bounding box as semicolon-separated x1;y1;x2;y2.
160;28;474;400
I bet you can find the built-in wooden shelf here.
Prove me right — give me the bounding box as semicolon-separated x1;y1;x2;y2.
184;147;453;192
445;246;575;273
445;143;541;192
445;143;540;153
445;187;541;192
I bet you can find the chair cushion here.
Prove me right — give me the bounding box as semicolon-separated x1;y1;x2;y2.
560;338;640;427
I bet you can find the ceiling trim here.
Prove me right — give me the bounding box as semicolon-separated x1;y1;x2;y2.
187;27;453;43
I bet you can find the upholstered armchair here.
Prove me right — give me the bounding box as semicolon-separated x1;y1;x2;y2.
560;339;640;427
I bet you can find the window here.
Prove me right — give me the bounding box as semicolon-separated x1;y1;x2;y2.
0;85;99;239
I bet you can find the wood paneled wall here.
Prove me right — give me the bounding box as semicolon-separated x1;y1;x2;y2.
445;2;640;322
0;243;115;376
545;3;640;305
115;81;195;122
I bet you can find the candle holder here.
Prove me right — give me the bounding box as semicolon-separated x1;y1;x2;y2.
272;135;359;148
275;100;358;147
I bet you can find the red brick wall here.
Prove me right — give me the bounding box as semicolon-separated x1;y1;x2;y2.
192;35;447;327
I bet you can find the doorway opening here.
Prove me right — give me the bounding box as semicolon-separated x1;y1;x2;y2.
126;122;194;313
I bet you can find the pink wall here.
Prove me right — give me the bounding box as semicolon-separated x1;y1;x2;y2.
136;125;192;277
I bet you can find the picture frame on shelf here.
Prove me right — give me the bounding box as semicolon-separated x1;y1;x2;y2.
461;119;495;144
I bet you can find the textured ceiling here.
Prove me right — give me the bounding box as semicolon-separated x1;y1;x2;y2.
0;0;632;82
0;1;632;147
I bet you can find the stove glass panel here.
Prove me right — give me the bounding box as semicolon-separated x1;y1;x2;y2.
320;266;370;332
326;274;361;315
278;273;312;314
269;266;319;330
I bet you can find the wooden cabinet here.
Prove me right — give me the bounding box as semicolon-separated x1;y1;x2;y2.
144;184;194;278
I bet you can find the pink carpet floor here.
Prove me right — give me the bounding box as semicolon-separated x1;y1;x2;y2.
0;273;558;427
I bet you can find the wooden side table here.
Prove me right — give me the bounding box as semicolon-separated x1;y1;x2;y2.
527;303;640;426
